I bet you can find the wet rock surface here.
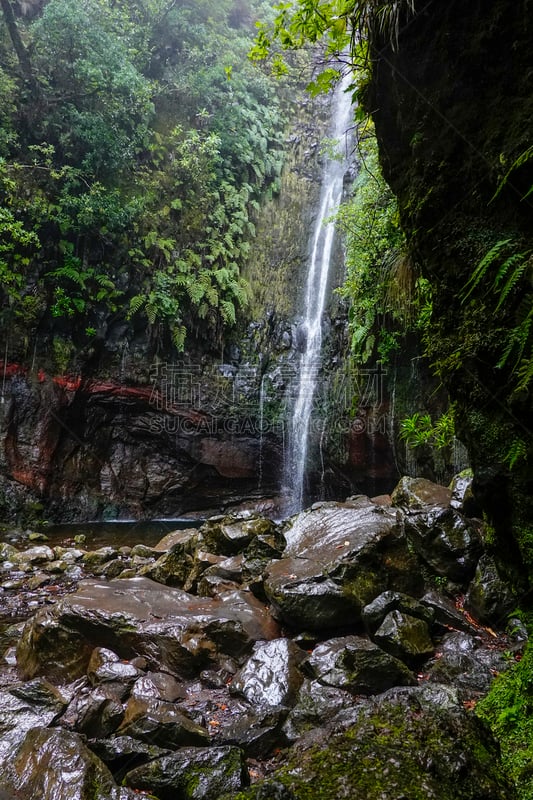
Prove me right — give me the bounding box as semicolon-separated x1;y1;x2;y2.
0;479;525;799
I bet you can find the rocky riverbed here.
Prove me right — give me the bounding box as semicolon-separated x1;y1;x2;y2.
0;475;523;799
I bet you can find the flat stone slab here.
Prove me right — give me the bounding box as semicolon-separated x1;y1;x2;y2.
17;577;280;682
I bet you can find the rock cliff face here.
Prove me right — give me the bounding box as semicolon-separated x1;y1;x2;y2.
368;1;533;578
0;89;336;523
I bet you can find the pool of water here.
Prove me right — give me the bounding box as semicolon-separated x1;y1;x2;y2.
5;518;204;551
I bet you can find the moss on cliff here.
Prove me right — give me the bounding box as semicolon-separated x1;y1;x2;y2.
368;1;533;584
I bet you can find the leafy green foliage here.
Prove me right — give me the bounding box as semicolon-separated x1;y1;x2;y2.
477;637;533;800
399;407;455;450
250;0;417;92
335;124;410;363
0;0;288;351
461;238;533;395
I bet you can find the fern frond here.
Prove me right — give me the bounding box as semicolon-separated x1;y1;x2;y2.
494;253;530;310
491;145;533;202
220;299;236;325
462;238;513;302
146;300;157;325
128;294;146;316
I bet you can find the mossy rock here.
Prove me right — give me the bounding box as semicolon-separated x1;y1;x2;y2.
221;687;515;799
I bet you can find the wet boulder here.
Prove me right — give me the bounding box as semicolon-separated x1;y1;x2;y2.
82;547;118;572
450;470;480;516
60;687;124;738
15;544;55;565
403;505;482;582
137;531;201;587
306;635;416;694
124;745;248;800
130;671;185;702
264;499;420;631
88;735;169;782
87;647;142;689
0;679;67;759
230;639;305;709
282;679;355;742
391;476;453;509
426;631;510;698
465;555;516;626
201;516;256;555
2;727;137;799
117;695;209;748
362;590;434;632
215;706;287;758
16;577;280;682
372;610;434;665
222;685;515;800
420;590;479;634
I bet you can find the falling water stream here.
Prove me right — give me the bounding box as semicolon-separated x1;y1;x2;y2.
283;74;354;513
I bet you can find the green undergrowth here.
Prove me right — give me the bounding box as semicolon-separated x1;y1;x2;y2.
477;627;533;800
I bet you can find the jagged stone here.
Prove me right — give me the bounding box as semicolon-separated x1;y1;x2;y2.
0;680;67;760
117;695;209;748
306;635;416;694
465;555;516;626
124;745;249;800
426;631;510;698
362;590;434;632
264;499;420;631
221;685;515;800
130;671;185;702
420;590;478;634
391;476;453;510
2;727;137;799
404;506;482;581
282;678;355;742
373;610;434;664
231;639;305;709
215;707;286;758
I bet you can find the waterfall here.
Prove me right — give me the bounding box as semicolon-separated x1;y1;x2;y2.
283;74;353;513
258;374;266;490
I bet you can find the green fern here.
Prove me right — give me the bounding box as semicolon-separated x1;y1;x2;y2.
128;294;146;316
462;238;514;302
492;145;533;202
220;299;236;325
503;439;528;470
494;252;531;310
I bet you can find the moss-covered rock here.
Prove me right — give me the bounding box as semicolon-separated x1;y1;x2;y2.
221;686;516;799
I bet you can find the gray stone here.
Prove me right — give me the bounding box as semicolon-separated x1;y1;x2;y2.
17;577;280;682
231;639;305;708
3;727;136;799
282;679;355;742
373;610;434;664
0;680;67;760
117;695;209;748
124;745;248;800
131;671;185;702
306;635;416;694
404;506;482;581
362;590;434;632
264;500;420;631
465;555;516;626
420;590;479;634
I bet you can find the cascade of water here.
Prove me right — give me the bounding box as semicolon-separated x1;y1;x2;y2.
258;374;266;490
283;74;354;513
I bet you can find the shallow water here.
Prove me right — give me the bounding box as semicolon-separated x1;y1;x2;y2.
9;518;203;550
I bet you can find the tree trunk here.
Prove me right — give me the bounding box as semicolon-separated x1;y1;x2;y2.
0;0;35;86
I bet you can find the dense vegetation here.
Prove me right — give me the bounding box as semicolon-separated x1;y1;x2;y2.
0;0;288;358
